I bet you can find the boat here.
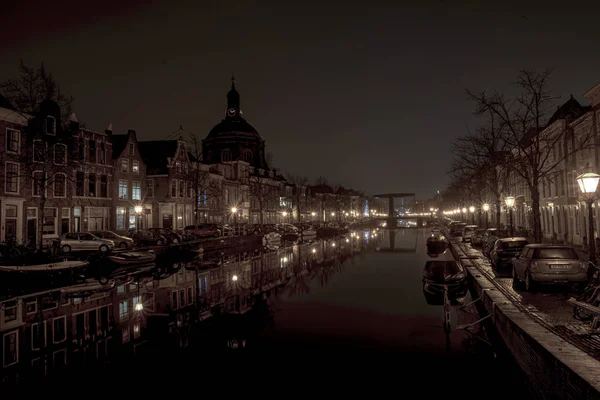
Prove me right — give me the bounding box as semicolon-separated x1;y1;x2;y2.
108;251;156;266
61;279;116;297
426;233;447;245
0;260;89;273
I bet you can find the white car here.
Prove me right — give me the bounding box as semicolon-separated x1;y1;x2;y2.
60;232;115;253
462;225;478;242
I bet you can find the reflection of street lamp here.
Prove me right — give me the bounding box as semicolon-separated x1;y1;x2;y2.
482;203;490;229
505;196;515;237
469;206;475;224
231;207;238;235
134;205;143;233
577;172;600;266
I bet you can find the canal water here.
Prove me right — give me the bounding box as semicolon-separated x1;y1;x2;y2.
0;229;535;397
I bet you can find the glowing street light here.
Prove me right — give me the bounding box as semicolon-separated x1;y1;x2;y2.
135;302;143;311
505;196;515;236
282;211;287;217
331;212;335;217
311;212;316;217
577;172;600;265
332;242;336;247
231;207;238;214
482;203;490;229
312;248;316;253
232;275;238;282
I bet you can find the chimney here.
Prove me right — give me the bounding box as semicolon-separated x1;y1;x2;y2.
105;123;113;136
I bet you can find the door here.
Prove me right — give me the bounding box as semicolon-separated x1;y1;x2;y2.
163;214;173;230
5;219;16;241
27;219;37;246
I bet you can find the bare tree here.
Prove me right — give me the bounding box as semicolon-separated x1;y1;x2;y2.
1;61;77;250
286;174;308;223
245;171;280;225
184;132;221;224
468;70;594;242
450;111;509;228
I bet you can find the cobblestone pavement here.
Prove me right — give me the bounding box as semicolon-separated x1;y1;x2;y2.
451;237;600;359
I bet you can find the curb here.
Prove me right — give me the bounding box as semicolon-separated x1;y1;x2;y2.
450;241;600;399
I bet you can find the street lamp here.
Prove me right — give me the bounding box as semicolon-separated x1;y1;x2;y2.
469;206;475;224
482;203;490;229
505;196;515;237
231;207;238;235
134;205;143;233
577;172;600;266
461;207;467;222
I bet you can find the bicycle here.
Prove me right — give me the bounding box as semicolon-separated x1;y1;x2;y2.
573;262;600;321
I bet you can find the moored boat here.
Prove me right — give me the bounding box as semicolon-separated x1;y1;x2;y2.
0;260;89;273
108;251;155;266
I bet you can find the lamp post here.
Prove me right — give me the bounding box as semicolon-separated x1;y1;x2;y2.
461;207;467;222
134;205;143;234
577;172;600;266
505;197;515;237
482;203;490;229
469;206;475;224
231;207;238;236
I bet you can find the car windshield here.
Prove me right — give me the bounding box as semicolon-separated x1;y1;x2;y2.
465;227;477;232
534;248;578;259
500;241;528;249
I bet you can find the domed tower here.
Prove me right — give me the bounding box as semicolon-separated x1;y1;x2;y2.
202;77;269;170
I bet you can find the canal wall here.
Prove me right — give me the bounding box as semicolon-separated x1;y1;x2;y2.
449;242;600;399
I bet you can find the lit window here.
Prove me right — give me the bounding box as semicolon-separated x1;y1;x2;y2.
119;180;128;200
6;129;19;153
132;160;139;174
117;285;125;294
132;181;141;200
119;300;129;321
129;207;136;229
45;116;56;135
116;207;125;230
121;159;129;173
54;143;66;165
5;162;18;193
53;174;66;197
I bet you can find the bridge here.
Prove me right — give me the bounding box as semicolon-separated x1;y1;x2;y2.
372;193;426;227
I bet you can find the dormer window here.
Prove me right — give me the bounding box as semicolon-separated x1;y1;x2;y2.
221;149;232;162
45;116;56;135
243;150;253;163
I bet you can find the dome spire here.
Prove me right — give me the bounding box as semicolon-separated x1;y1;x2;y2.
226;75;240;117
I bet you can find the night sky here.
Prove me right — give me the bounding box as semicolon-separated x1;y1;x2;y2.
1;1;599;198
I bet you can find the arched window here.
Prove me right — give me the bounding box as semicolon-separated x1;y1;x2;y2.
221;149;232;162
243;150;253;163
45;116;56;135
54;143;67;165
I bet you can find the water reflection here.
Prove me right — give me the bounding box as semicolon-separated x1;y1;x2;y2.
376;228;418;252
0;233;379;384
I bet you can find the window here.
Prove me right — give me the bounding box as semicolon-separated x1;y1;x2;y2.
243;150;253;163
31;322;47;350
88;174;96;197
117;284;125;295
132;160;139;174
221;149;232;162
176;161;182;173
45;116;56;135
179;289;185;307
188;183;194;199
179;180;185;198
122;327;130;344
129;207;136;229
132;181;141;201
88;140;96;163
5;162;18;194
6;129;19;153
33;140;44;162
133;322;141;339
75;172;84;196
171;291;178;309
121;159;129;173
54;143;66;165
76;137;85;160
26;301;37;314
53;174;66;198
129;142;134;156
116;207;126;230
33;171;44;197
99;142;106;164
3;301;16;322
187;287;193;304
119;180;128;200
61;208;70;234
43;208;57;236
184;163;188;173
94;175;105;199
146;179;154;198
52;316;66;343
171;180;177;197
119;300;129;321
3;331;18;367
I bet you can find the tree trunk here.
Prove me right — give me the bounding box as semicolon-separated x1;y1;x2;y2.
296;197;301;223
530;187;542;243
495;198;501;229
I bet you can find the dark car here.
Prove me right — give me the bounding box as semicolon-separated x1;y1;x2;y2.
490;237;529;271
471;229;487;246
127;229;167;246
449;222;467;237
482;229;509;258
184;224;221;238
147;228;182;244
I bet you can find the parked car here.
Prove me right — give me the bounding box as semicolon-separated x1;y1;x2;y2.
127;229;167;246
277;223;299;234
184;224;221;238
512;244;587;291
147;228;182;244
461;225;478;242
489;237;529;272
482;229;509;258
449;222;467;237
91;230;134;249
471;229;487;246
60;232;115;253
